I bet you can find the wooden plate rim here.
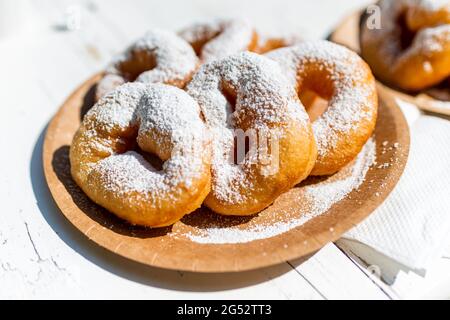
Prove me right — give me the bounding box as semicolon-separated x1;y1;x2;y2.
42;73;410;273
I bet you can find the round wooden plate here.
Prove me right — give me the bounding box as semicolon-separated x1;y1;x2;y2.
330;10;450;116
43;73;410;272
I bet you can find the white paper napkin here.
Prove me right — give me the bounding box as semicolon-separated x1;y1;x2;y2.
340;99;450;275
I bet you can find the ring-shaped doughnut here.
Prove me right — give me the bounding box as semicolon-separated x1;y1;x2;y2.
361;0;450;91
186;52;317;215
96;29;199;100
266;41;378;176
71;83;211;227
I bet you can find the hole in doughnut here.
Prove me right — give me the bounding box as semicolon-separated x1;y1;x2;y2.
219;82;255;166
397;12;417;50
221;82;237;112
117;50;157;82
138;148;164;171
295;65;338;122
190;30;222;56
129;139;164;171
298;89;330;122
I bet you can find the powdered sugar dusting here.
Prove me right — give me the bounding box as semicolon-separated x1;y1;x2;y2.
92;152;163;200
87;82;148;131
133;30;198;84
97;29;198;99
407;24;450;56
179;18;255;62
177;138;376;244
78;83;208;203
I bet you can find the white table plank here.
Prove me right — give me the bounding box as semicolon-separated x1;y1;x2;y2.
290;244;390;300
338;240;450;300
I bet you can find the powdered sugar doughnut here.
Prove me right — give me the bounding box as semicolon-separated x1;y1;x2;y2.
179;18;258;62
71;83;211;227
95;30;199;100
267;41;378;176
361;0;450;91
186;52;317;215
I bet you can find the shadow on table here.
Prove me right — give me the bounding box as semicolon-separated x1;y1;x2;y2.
30;125;312;292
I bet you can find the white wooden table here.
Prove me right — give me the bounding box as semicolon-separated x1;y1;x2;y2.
1;0;449;299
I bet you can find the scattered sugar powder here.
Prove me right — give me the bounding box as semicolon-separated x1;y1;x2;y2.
172;138;376;244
